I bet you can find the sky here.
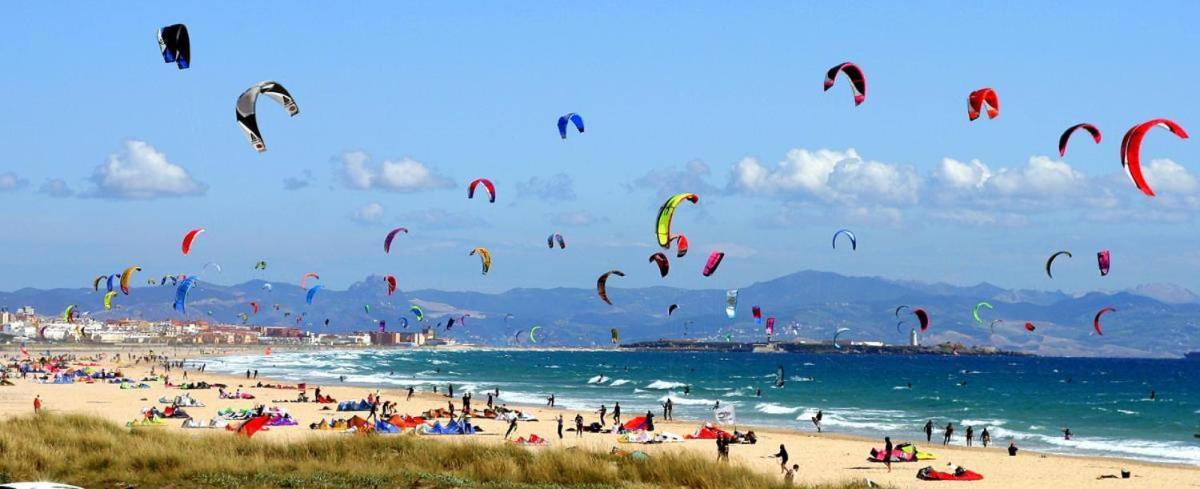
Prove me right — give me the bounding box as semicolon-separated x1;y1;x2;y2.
0;2;1197;295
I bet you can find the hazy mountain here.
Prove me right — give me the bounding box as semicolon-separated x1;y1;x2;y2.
3;271;1196;358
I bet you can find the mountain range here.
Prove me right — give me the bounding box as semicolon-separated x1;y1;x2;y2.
3;270;1197;358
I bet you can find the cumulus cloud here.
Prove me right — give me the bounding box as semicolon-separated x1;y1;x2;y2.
395;209;488;230
282;169;313;190
38;178;73;198
0;171;29;192
930;155;1098;213
516;173;576;202
350;202;385;224
728;148;920;206
87;140;206;199
338;151;454;192
549;210;608;227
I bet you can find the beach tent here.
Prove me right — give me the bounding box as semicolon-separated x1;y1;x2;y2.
684;423;731;440
622;416;649;431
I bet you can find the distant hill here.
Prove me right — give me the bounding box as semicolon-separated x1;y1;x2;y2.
3;271;1197;358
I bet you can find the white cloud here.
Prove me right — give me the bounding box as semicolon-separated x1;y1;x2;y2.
0;171;29;191
1140;158;1198;195
338;151;454;192
517;173;576;202
549;210;607;227
931;155;1093;212
38;178;73;198
87;140;206;199
350;202;385;224
728;148;920;206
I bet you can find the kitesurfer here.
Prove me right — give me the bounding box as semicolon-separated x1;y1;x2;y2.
924;420;934;442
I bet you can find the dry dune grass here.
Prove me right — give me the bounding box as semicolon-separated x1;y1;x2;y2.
0;413;877;488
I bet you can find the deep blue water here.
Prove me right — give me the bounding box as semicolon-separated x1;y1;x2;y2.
211;349;1200;465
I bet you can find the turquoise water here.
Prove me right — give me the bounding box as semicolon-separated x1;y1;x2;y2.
211;350;1200;465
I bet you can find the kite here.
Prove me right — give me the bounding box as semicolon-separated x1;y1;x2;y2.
92;275;106;292
202;262;221;274
823;62;867;106
967;88;1000;121
1120;119;1189;196
62;305;76;323
725;289;738;319
972;301;993;325
649;252;670;277
557;113;585;139
173;277;197;314
989;319;1003;334
1097;250;1110;277
300;272;320;289
702;251;725;277
656;193;699;248
1046;251;1072;279
667;304;678;316
254;261;268;270
468;178;496;203
410;305;424;322
547;233;566;249
529;326;541;343
673;234;690;258
384;275;397;295
470;247;492;275
833;327;851;349
236;81;299;152
1093;306;1115;336
305;285;323;305
1059;123;1102;157
181;228;204;255
119;266;141;295
597;270;625;305
610;328;619;344
752;306;762;325
249;301;259;315
261;283;273;291
384;227;408;253
832;228;857;250
399;317;409;329
912;308;930;332
765;317;776;337
1024;322;1036;332
103;291;117;311
157;24;190;69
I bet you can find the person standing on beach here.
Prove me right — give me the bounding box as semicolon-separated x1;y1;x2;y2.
811;410;823;433
613;402;621;426
504;416;519;440
771;444;789;471
574;413;584;437
246;369;251;379
367;400;379;422
448;384;454;398
924;420;934;442
406;386;414;402
883;436;894;473
486;392;493;409
33;395;41;413
645;411;655;432
556;414;564;439
943;423;954;445
966;426;975;446
253;369;258;379
598;405;607;426
981;427;991;447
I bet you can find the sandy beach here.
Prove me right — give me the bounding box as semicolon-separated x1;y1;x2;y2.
5;345;1198;488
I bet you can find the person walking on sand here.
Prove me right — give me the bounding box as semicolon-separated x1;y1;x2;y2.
253;369;258;379
811;410;823;432
943;422;954;445
924;420;934;442
547;394;555;407
966;426;975;447
771;444;789;471
33;395;41;414
557;414;564;439
597;404;607;426
981;427;991;447
504;416;519;440
883;436;894;473
613;402;621;426
246;369;251;379
575;413;584;438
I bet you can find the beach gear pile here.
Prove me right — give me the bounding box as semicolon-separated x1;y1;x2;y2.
510;434;549;446
917;465;983;481
337;399;372;411
685;423;730;440
618;431;684;444
869;443;936;462
182;418;229;429
159;394;205;407
422;419;478;435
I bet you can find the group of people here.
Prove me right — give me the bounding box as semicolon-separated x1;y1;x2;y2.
924;420;992;447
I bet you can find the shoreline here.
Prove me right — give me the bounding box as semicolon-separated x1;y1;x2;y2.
7;345;1199;488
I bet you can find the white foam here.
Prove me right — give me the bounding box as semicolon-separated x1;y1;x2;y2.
587;375;609;384
610;379;631;386
755;403;801;415
645;380;687;390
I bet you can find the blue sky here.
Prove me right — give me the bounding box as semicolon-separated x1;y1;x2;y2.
0;2;1197;294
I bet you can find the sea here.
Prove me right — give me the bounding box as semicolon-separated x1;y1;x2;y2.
209;349;1200;465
